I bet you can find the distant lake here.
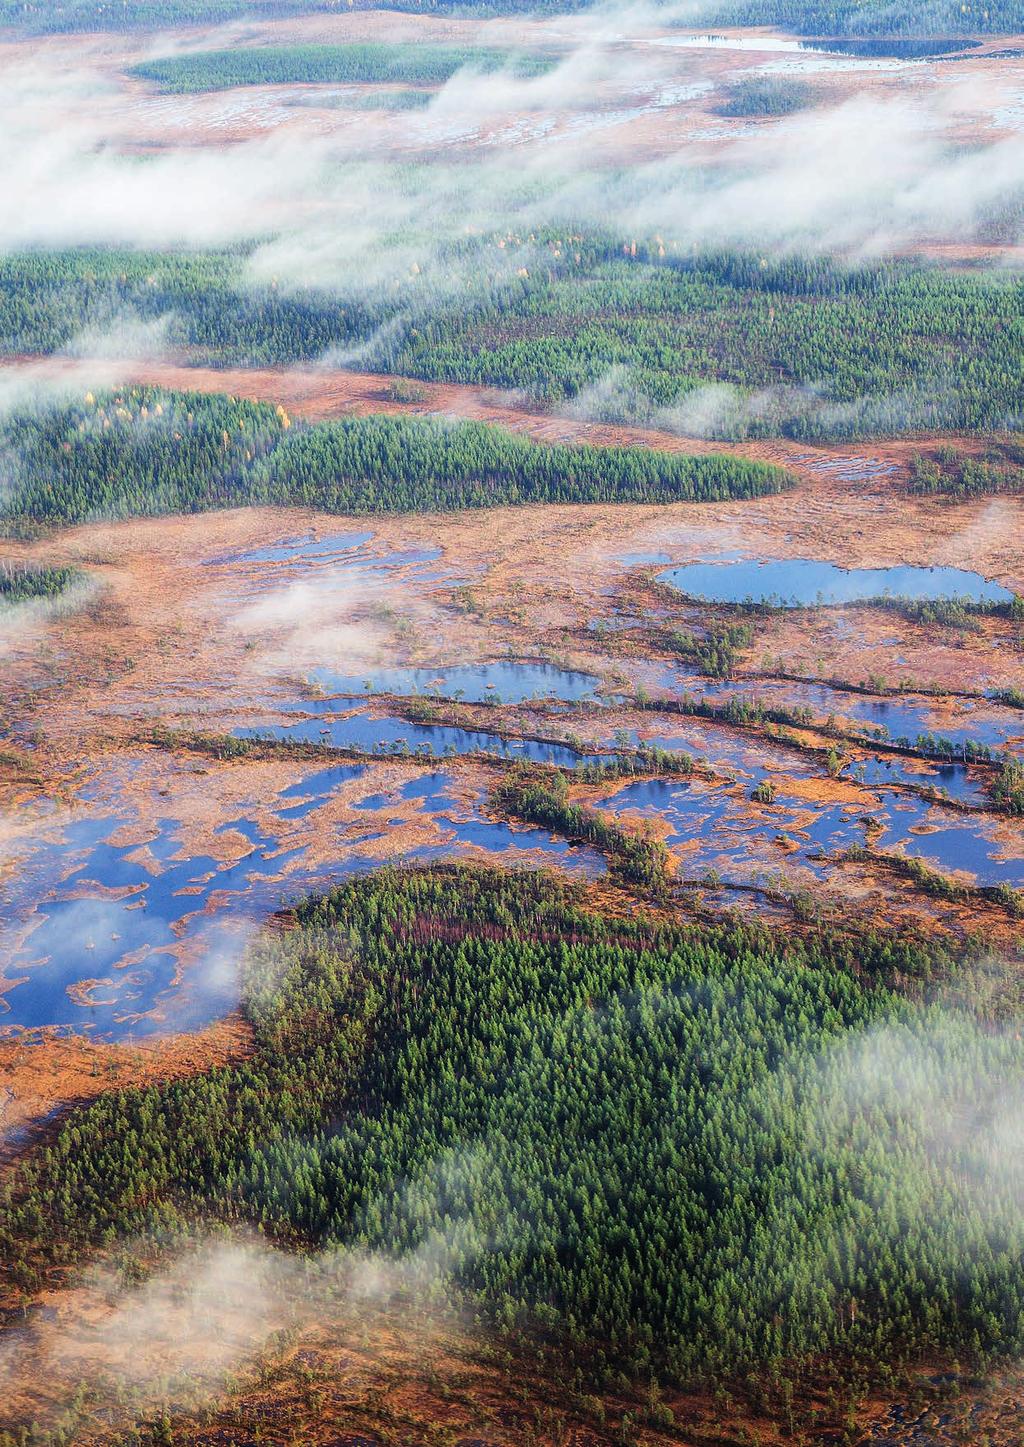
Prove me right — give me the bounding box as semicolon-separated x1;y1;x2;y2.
657;557;1013;608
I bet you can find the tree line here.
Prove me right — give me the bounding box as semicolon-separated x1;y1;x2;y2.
0;562;79;602
0;0;334;31
0;388;789;531
715;76;817;117
394;250;1024;440
2;244;1023;440
909;443;1024;500
3;0;1022;32
130;43;556;93
2;863;1022;1411
703;0;1021;37
491;764;671;889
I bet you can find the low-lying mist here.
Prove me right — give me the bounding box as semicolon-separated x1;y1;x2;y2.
0;1231;467;1432
1;2;1022;298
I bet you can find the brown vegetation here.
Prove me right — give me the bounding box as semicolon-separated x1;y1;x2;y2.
0;1018;250;1167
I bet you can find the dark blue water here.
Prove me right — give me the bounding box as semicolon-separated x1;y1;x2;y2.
852;754;987;806
649;668;1024;765
3;760;609;1037
596;777;841;884
817;694;1023;755
276;766;606;874
801;37;980;59
207;531;375;566
629;693;993;805
238;712;613;767
276;764;368;819
205;531;458;600
435;814;591;859
353;772;602;865
606;717;988;803
396;773;454;801
309;661;600;705
658;559;1013;608
353;771;458;813
876;796;1024;886
3;812;311;1036
596;776;1024;891
607;723;818;784
664;34;978;58
7;715;1021;1041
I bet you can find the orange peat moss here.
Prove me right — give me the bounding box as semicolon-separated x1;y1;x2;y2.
4;1247;1024;1447
0;1016;252;1168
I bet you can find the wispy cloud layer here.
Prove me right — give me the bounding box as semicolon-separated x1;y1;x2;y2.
0;8;1021;290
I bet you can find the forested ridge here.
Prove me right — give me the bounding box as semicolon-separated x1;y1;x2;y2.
252;409;785;509
0;388;788;530
909;442;1024;499
0;562;79;603
391;251;1024;439
714;76;817;116
3;865;1023;1398
130;43;556;93
491;765;672;889
0;0;583;27
0;248;366;367
0;0;333;31
3;245;1023;439
2;0;1022;32
704;0;1022;36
